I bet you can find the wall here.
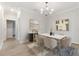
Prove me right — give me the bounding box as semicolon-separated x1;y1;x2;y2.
43;15;53;33
0;8;6;49
15;8;46;43
0;9;3;48
48;7;79;44
0;7;46;46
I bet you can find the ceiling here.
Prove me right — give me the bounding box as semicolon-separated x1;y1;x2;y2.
0;2;79;14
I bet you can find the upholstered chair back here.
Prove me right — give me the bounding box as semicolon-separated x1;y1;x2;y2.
61;37;71;48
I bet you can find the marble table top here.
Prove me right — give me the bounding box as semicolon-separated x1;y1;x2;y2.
39;33;66;40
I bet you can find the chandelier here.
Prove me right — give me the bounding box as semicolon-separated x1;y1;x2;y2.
40;2;54;16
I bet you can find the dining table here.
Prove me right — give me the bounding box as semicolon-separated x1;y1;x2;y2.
39;33;67;48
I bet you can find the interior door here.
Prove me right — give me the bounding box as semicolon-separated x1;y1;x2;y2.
7;20;15;39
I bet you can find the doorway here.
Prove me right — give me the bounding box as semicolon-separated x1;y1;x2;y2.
6;20;16;40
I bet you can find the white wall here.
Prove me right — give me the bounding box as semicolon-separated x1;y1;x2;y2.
43;15;53;33
0;10;3;42
48;7;79;44
0;7;46;44
15;8;46;43
0;8;6;49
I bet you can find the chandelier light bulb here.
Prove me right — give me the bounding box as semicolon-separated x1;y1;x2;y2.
40;8;43;14
46;7;49;10
51;9;54;11
49;9;54;14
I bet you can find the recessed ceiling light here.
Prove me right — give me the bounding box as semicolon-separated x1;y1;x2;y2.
10;8;14;12
0;5;2;10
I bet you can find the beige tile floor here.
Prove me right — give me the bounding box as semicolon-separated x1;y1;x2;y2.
0;39;50;56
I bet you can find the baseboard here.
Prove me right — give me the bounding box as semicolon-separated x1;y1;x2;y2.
0;41;4;50
71;43;79;48
72;43;79;45
7;38;16;40
18;39;29;44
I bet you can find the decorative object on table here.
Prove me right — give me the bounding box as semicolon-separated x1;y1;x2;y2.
56;19;69;31
50;27;54;35
50;32;52;35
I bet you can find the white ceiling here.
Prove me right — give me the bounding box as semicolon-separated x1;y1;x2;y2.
0;2;79;13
